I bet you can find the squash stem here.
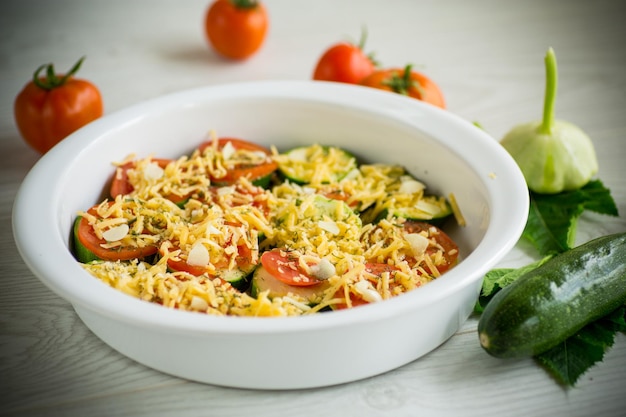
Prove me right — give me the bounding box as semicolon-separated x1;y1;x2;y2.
540;48;558;135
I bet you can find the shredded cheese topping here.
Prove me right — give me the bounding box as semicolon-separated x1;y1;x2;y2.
77;139;462;317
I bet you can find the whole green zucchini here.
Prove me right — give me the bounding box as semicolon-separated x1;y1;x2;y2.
478;232;626;358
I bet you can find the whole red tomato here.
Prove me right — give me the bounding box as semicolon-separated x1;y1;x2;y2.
204;0;268;60
313;31;377;84
14;57;103;154
360;64;446;109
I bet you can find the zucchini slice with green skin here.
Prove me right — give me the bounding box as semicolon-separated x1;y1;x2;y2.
393;195;452;221
164;254;256;292
478;232;626;358
251;173;274;189
72;216;101;263
311;194;359;222
250;265;329;303
217;265;256;292
372;195;452;225
276;144;357;184
210;172;274;189
273;194;362;234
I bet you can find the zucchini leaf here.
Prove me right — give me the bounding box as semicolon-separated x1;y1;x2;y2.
474;256;552;314
535;306;626;386
522;180;618;256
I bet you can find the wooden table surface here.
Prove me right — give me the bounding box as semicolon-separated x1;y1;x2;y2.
2;1;625;416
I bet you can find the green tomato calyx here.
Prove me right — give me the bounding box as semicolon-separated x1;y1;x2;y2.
33;56;86;91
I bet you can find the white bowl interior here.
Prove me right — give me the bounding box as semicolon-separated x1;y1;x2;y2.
13;81;528;388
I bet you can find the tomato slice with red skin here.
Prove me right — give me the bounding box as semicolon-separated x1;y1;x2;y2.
332;263;399;310
319;189;360;209
165;253;211;276
208;182;271;215
76;204;158;261
164;235;256;277
364;262;400;277
260;249;324;287
403;221;459;274
109;161;135;197
197;137;277;185
110;158;186;202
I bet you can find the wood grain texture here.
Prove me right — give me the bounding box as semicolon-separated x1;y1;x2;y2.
1;0;625;416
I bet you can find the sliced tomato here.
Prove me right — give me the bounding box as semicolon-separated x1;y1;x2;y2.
403;221;459;273
110;158;184;200
364;262;400;277
164;238;256;277
259;249;323;287
75;204;158;261
164;250;210;276
332;263;398;310
207;181;270;214
319;189;361;209
109;161;135;197
197;137;277;185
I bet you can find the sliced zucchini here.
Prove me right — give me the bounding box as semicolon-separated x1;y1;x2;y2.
249;265;329;303
217;264;256;292
312;194;357;221
391;195;452;222
274;194;361;229
276;144;356;184
72;216;101;263
174;197;190;209
251;173;274;189
370;196;452;225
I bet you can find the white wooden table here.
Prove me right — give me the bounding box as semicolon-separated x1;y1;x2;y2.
2;1;625;416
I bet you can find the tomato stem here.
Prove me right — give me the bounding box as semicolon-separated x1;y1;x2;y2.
540;48;557;135
230;0;259;9
32;56;86;91
383;64;423;97
358;26;368;51
357;26;379;68
382;64;409;95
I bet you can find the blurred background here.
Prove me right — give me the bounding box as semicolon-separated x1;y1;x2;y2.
3;0;625;140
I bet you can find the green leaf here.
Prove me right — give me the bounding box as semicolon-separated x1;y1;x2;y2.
534;306;626;386
473;269;513;314
578;180;620;215
474;256;553;314
522;180;619;256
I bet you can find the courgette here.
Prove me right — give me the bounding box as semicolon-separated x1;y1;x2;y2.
478;232;626;358
275;144;356;184
251;173;274;189
216;264;256;292
371;195;452;225
72;216;101;263
273;194;362;232
249;265;329;303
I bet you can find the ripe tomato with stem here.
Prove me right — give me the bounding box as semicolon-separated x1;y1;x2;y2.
204;0;269;60
14;56;103;154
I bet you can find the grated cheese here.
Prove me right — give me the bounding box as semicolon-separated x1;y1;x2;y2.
77;140;462;317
